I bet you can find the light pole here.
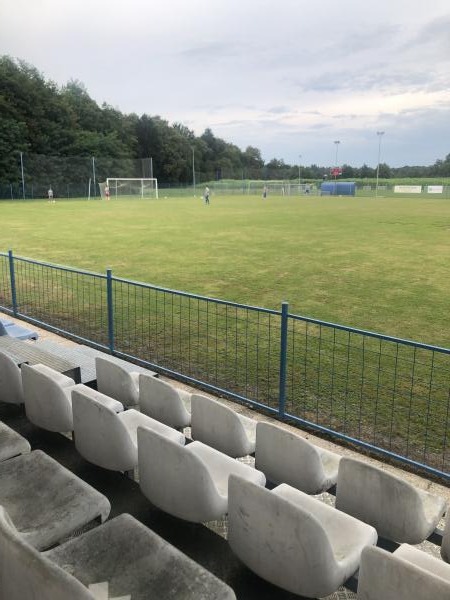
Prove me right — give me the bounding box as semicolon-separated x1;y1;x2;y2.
20;151;25;200
333;141;340;193
192;147;196;195
333;140;340;167
375;131;385;198
298;154;302;188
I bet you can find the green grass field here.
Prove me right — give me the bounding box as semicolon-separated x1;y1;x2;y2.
2;193;450;348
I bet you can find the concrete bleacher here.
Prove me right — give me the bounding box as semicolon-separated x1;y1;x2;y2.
35;338;157;384
1;311;450;599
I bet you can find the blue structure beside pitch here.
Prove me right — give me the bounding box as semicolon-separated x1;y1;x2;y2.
321;182;356;196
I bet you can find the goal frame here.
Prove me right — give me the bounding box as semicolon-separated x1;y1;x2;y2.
106;178;159;199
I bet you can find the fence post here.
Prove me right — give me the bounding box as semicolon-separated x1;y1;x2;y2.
278;301;289;417
8;250;18;316
106;269;115;353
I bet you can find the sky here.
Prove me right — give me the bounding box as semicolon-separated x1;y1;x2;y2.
1;0;449;168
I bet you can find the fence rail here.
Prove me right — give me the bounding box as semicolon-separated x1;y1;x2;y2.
1;250;449;481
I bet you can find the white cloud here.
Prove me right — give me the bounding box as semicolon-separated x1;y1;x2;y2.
0;0;449;166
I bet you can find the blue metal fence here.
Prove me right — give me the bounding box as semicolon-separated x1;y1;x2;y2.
1;250;449;481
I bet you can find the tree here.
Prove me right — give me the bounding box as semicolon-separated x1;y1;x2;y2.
0;118;29;182
243;146;264;169
359;164;375;178
341;164;355;178
378;163;391;178
1;53;449;191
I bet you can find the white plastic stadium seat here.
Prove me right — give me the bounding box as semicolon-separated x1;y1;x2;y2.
21;363;87;432
0;450;110;550
335;457;447;544
228;475;377;598
255;421;341;493
0;319;38;340
139;373;191;429
0;421;30;462
0;350;24;405
138;426;266;523
0;508;237;600
191;394;257;457
357;544;450;600
441;512;450;563
72;387;185;472
95;356;141;408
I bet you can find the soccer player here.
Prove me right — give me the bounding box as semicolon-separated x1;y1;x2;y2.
204;186;210;205
104;185;110;200
48;187;55;203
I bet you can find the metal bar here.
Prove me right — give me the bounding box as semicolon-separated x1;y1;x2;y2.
8;250;17;316
111;274;279;314
10;256;106;279
289;312;450;355
278;302;289;417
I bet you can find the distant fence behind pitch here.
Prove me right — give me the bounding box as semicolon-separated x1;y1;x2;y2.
1;250;449;481
1;152;449;200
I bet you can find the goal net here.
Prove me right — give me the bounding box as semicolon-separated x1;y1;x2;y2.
103;178;159;199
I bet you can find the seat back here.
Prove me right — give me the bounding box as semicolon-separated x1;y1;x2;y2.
72;388;137;471
336;457;425;543
442;514;450;563
191;394;249;457
228;475;336;598
0;506;93;600
255;421;327;492
137;426;218;522
139;374;190;428
0;351;23;405
0;421;30;462
21;363;75;431
357;545;450;599
95;356;138;407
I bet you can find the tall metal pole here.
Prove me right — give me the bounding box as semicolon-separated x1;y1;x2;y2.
192;147;196;194
20;152;25;200
375;131;385;198
334;140;340;167
333;141;340;193
92;157;96;197
278;301;289;417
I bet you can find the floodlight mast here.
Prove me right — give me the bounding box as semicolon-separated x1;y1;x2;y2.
333;141;340;192
334;141;340;167
192;147;196;195
20;151;25;200
375;131;385;198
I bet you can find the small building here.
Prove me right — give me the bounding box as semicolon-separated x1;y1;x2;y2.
320;182;356;196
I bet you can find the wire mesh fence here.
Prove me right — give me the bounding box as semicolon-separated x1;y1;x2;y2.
2;255;109;347
1;251;449;479
2;152;449;200
285;317;450;475
112;278;281;410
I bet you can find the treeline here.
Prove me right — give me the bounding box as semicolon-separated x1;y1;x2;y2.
1;55;450;186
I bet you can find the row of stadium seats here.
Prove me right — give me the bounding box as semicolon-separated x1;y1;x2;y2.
1;348;450;597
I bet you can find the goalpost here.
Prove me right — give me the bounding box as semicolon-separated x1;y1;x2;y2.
103;178;159;199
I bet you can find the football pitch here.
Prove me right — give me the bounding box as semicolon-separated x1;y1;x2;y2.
2;193;450;348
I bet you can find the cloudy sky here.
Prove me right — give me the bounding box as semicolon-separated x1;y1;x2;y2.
1;0;449;167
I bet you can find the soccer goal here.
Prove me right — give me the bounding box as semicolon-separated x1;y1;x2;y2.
105;178;159;199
